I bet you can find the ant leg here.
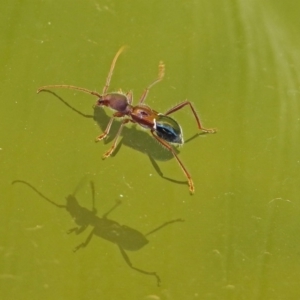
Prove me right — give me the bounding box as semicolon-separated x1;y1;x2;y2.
118;246;161;287
96;110;128;141
103;45;127;94
139;61;165;104
126;90;133;104
151;131;195;194
102;119;131;158
95;116;115;141
37;85;102;98
164;100;216;133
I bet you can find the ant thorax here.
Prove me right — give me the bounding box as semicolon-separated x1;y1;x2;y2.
130;104;157;129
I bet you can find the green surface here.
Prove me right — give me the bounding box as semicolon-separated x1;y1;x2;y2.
1;1;300;299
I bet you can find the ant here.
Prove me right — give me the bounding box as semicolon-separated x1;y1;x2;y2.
37;46;216;193
12;179;184;286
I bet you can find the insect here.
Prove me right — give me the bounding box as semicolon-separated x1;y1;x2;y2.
12;180;184;286
37;46;216;193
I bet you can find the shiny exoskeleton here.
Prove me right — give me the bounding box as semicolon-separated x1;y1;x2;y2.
37;46;216;193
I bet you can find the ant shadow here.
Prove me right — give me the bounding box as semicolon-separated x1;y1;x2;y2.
40;90;206;187
12;179;184;286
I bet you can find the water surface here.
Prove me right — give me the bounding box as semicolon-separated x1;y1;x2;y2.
1;1;300;299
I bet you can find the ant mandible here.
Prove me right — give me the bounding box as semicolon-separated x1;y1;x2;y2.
37;46;216;193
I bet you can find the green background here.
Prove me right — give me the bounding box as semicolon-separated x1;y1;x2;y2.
1;1;300;299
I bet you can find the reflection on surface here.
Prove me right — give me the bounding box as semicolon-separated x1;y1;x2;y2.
12;180;184;286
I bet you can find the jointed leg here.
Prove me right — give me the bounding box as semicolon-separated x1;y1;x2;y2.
165;100;216;133
126;90;133;104
139;61;165;104
95;116;115;141
151;131;195;193
103;45;127;94
102;119;131;158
